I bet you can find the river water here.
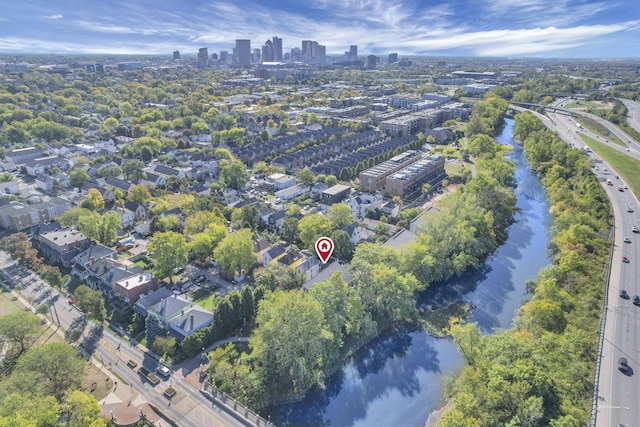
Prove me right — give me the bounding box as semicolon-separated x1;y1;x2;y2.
268;118;552;427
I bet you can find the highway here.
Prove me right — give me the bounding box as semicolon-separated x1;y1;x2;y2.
619;98;640;134
520;100;640;427
0;251;255;427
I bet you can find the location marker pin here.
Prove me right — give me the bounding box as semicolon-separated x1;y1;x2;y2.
315;237;334;264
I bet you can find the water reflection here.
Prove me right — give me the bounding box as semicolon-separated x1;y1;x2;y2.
268;119;551;427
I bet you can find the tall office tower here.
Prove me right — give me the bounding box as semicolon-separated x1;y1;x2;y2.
262;39;274;62
272;36;283;61
367;55;377;69
350;45;358;58
197;47;208;67
312;42;326;65
211;53;218;60
235;39;251;65
220;51;228;63
173;50;180;60
290;47;302;61
301;40;313;62
388;53;398;63
254;48;261;63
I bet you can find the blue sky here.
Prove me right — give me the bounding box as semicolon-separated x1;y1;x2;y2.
0;0;638;58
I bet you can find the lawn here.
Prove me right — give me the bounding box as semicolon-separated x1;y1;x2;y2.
0;289;23;317
565;100;614;110
575;116;626;147
190;288;216;312
580;135;640;201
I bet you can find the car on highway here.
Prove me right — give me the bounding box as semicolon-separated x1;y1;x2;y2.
622;256;630;263
156;365;171;377
620;289;630;299
618;186;624;192
634;296;640;306
623;236;631;243
628;207;634;213
624;184;629;189
633;226;639;233
618;357;629;373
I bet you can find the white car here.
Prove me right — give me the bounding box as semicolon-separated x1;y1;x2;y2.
624;236;631;244
156;365;171;377
632;226;639;233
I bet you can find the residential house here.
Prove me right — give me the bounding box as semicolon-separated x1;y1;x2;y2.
168;306;214;342
82;183;115;203
263;244;286;267
0;181;20;196
341;222;367;245
24;156;69;177
38;228;92;267
295;256;320;281
0;198;72;231
104;176;133;193
267;210;286;233
71;243;121;287
133;287;173;317
124;201;147;222
267;173;296;190
345;192;383;220
4;147;44;165
321;184;351;204
139;172;165;189
113;272;159;305
111;206;136;228
275;184;309;201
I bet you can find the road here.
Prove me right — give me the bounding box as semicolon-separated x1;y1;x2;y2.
0;252;255;427
620;98;640;134
517;101;640;427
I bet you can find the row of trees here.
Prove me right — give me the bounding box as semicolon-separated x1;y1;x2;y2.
0;311;106;426
440;112;611;426
0;233;65;288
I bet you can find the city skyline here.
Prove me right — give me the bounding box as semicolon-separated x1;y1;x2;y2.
0;0;639;58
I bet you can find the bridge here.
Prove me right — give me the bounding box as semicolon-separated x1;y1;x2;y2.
509;102;577;116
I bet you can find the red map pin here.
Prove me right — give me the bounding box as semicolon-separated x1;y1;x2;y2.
315;237;334;264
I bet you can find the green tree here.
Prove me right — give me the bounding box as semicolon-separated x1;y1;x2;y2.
97;163;122;178
77;211;121;245
298;214;333;251
148;231;188;282
213;229;257;278
220;159;248;190
281;217;299;244
252;290;332;396
449;322;483;367
151;336;177;358
74;285;106;321
331;229;352;261
184;210;226;236
69;168;90;188
122;159;147;182
13;342;84;401
296;167;315;185
254;263;305;291
0;394;59;426
61;390;107;427
231;204;260;231
82;188;105;211
327;203;353;227
127;183;152;204
325;175;338;187
0;311;43;356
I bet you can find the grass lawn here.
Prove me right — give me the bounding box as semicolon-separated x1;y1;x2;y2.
81;359;114;401
0;289;24;316
580;135;640;201
566;100;614;109
575;116;626;147
190;288;216;312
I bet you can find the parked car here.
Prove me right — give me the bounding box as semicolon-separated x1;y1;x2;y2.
620;289;630;299
618;357;629;373
156;365;171;377
194;274;207;283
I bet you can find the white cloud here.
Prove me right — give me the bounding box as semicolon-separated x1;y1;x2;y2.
42;14;63;19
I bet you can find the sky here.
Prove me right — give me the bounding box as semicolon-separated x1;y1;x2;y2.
0;0;639;58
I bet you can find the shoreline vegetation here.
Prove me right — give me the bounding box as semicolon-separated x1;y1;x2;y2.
438;111;611;426
205;92;521;411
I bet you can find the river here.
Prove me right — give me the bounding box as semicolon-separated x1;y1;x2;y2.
267;118;552;427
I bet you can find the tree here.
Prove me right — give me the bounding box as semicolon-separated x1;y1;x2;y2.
231;204;260;231
298;214;334;251
122;159;147;182
251;290;332;396
213;229;257;278
327;203;353;228
61;390;107;427
0;311;43;356
97;163;122;178
69;168;90;188
0;394;59;426
281;217;299;244
76;211;121;245
220;159;248;190
296;167;315;185
254;263;305;291
82;188;105;211
325;175;338;187
184;210;226;236
13;342;84;400
152;336;177;358
74;285;106;321
127;183;152;204
145;313;164;349
449;322;483;367
148;231;188;282
331;229;352;261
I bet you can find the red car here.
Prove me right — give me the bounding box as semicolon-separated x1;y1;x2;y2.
623;256;630;263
